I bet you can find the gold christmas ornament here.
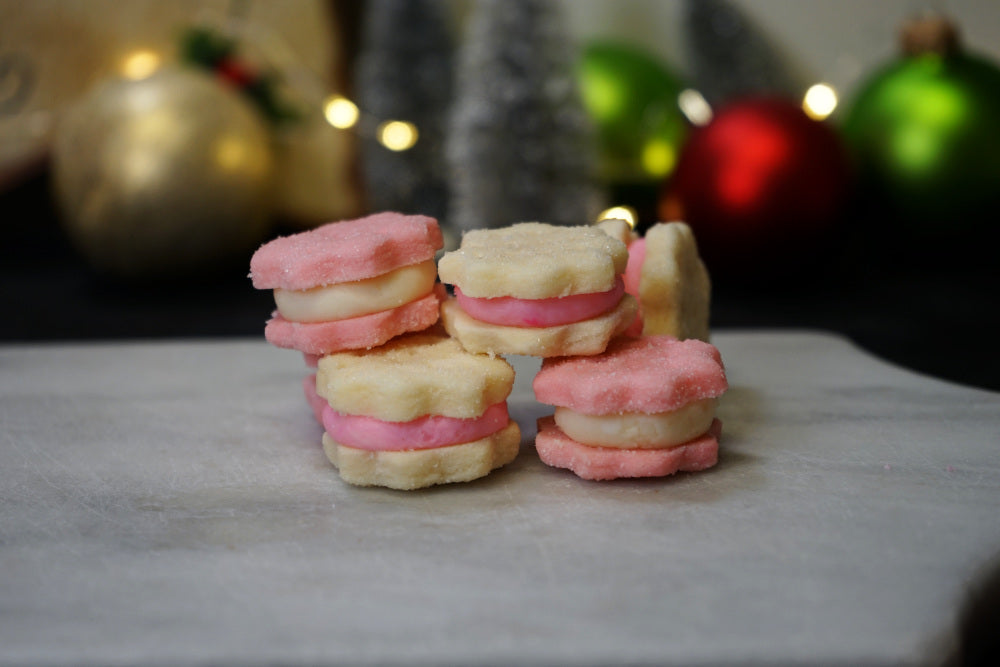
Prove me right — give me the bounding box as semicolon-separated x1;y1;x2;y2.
52;66;275;278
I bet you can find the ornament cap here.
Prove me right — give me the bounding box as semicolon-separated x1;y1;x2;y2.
899;13;960;57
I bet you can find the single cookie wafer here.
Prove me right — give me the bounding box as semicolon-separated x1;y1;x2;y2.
315;332;515;422
631;222;711;341
250;212;443;290
440;294;637;358
535;416;720;481
322;421;521;490
264;290;441;356
438;222;628;299
533;335;727;415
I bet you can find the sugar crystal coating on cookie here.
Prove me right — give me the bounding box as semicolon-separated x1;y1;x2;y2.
250;212;443;290
636;222;711;341
315;333;515;422
533;335;727;415
438;222;628;299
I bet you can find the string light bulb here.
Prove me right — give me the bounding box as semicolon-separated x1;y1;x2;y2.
173;19;425;150
641;141;676;178
323;95;360;129
678;88;713;126
377;120;418;151
803;83;838;120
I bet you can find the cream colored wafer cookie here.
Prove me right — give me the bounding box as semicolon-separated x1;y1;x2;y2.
315;333;514;422
440;294;638;357
640;222;711;341
438;222;628;299
322;421;521;490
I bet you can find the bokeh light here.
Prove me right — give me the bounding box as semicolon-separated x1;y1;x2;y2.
678;89;713;126
377;120;418;151
803;83;838;120
597;205;638;228
323;95;360;129
121;50;162;80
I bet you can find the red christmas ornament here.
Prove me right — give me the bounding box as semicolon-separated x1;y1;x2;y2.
660;97;851;271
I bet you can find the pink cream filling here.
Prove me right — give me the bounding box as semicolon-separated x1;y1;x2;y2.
454;277;625;328
322;401;510;451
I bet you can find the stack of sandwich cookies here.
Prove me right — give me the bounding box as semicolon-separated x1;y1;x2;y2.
532;335;728;480
438;222;638;357
315;333;520;490
249;212;444;356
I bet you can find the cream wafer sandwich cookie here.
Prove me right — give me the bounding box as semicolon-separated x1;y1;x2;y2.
532;335;728;480
249;212;444;355
315;333;520;490
437;222;638;357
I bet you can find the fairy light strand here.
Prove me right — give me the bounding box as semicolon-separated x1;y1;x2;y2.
118;15;420;151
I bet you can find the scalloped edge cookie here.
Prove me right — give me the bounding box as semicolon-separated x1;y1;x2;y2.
532;335;727;415
315;332;515;422
437;222;628;299
250;212;442;290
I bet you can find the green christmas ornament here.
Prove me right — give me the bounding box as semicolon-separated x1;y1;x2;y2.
843;15;1000;232
577;41;688;185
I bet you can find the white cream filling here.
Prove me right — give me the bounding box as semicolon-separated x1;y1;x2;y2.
553;398;717;449
274;260;437;323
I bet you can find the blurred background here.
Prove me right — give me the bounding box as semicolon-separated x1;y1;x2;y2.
1;0;998;389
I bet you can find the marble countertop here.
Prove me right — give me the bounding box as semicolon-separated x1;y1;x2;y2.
2;331;998;666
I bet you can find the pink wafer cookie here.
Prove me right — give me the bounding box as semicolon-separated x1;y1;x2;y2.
249;212;443;290
264;290;441;355
533;335;727;415
532;335;727;480
535;416;721;480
